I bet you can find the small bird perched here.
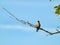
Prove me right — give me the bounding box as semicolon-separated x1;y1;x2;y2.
36;21;40;32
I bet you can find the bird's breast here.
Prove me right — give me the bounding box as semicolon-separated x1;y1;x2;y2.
36;22;40;28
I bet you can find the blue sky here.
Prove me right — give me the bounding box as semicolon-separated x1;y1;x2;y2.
0;0;60;45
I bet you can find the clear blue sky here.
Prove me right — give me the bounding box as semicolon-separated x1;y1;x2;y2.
0;0;60;45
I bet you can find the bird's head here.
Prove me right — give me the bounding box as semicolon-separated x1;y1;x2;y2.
37;20;40;22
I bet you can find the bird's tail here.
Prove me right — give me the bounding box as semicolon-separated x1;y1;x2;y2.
36;28;40;32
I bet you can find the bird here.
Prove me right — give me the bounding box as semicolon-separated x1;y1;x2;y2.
36;20;40;32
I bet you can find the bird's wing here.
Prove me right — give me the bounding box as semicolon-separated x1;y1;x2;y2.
3;7;36;28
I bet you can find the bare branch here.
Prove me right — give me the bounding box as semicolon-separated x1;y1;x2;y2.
39;28;60;35
39;28;52;35
3;7;60;35
49;29;60;35
3;7;36;28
